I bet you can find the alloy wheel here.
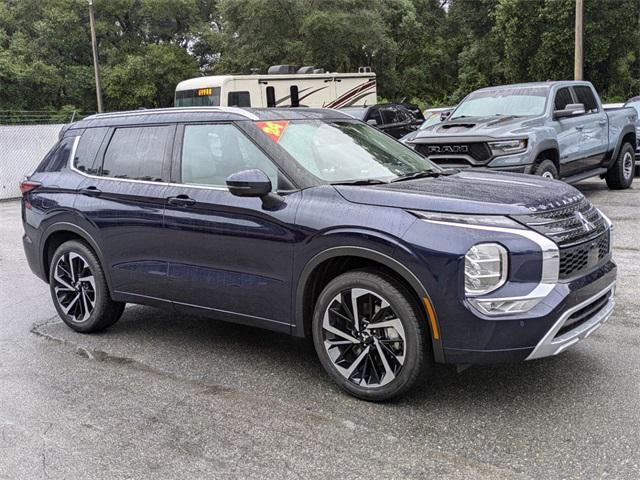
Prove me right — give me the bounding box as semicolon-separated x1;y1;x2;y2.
542;171;555;179
322;288;406;388
623;151;634;179
53;252;96;323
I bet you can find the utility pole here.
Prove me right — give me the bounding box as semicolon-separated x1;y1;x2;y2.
574;0;583;80
88;0;103;112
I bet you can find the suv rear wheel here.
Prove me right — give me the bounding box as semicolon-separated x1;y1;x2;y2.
312;269;431;401
606;142;635;189
49;240;125;333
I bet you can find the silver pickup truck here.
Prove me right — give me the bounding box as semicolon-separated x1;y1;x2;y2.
403;81;637;189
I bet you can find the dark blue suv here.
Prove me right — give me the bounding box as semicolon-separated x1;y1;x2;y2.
21;107;617;401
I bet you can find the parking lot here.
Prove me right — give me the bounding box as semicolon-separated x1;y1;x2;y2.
1;178;639;479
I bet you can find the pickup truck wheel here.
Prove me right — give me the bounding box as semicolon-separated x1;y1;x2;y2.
312;269;431;401
533;159;558;179
606;143;635;190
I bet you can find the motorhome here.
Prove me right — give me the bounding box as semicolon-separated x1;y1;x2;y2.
174;65;376;109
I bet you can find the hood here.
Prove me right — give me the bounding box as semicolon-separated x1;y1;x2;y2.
335;170;584;215
411;115;542;141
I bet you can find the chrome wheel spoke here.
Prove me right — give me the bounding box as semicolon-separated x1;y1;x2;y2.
53;251;95;323
322;287;406;388
373;338;395;386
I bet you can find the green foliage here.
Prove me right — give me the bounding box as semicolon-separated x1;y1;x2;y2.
0;0;638;114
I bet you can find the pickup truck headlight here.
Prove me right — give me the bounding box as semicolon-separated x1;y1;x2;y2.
465;243;508;296
488;139;527;156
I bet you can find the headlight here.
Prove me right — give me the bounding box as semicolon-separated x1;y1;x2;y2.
411;211;526;230
488;139;527;156
465;243;508;296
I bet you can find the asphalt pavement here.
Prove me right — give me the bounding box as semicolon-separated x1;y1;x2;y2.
1;178;639;479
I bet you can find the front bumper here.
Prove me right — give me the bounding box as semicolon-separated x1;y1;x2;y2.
526;281;615;360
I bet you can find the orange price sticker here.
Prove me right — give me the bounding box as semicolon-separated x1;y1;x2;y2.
256;121;289;143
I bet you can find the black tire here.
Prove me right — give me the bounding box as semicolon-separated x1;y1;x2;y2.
311;269;431;401
606;143;635;190
533;159;559;179
49;240;125;333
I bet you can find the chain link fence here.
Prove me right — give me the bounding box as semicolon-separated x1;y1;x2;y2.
0;124;64;199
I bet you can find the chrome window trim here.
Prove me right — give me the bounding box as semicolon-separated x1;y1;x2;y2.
526;281;616;360
423;220;560;313
68;134;228;191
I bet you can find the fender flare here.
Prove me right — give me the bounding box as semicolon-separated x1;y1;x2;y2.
610;125;637;163
531;139;560;164
293;246;445;363
40;221;112;290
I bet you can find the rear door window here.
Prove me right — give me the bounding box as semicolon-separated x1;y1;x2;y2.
554;88;574;111
573;86;599;113
100;126;171;181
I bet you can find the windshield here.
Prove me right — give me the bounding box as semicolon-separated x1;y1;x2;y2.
420;112;447;129
175;87;221;107
255;120;438;183
451;87;548;119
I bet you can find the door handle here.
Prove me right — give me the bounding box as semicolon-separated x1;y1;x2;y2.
598;120;607;126
575;124;584;131
80;186;101;197
167;194;196;207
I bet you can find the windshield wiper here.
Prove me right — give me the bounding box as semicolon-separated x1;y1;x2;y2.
390;170;447;183
331;178;389;186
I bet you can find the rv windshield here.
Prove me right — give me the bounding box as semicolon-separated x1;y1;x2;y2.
175;87;221;107
255;120;438;183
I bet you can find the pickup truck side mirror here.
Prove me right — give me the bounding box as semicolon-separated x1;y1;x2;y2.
554;103;586;119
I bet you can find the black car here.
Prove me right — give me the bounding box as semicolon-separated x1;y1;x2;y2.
340;104;422;139
21;107;616;401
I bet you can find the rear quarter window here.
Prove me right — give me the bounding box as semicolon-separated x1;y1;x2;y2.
73;127;109;175
35;136;75;173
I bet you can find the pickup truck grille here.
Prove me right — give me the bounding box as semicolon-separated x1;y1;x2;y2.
414;142;492;165
512;198;611;279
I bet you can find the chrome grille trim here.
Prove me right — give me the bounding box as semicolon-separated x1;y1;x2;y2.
512;198;608;247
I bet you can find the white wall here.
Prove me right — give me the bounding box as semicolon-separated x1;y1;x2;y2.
0;124;63;199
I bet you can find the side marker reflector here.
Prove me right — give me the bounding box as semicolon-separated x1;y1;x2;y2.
423;296;440;340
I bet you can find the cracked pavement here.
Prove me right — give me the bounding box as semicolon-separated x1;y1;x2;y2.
1;178;640;479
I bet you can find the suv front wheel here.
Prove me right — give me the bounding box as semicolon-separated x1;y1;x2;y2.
49;240;125;333
312;269;431;401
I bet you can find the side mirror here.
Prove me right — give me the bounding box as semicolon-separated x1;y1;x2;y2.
226;169;283;209
554;103;586;119
226;169;272;197
366;119;379;126
440;111;451;121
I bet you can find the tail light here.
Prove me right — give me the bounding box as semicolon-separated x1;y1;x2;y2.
19;179;41;195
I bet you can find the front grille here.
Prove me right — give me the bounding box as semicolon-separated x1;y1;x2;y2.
512;198;607;247
556;290;612;338
415;142;492;165
558;232;610;279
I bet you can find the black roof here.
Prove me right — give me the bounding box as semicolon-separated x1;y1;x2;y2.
70;107;351;130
